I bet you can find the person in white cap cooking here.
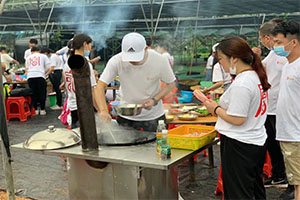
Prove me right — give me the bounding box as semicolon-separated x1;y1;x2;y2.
94;32;176;131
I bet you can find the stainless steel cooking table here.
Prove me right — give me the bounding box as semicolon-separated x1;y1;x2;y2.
12;138;219;200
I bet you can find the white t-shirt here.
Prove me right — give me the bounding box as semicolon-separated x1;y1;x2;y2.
212;63;231;85
162;52;174;68
262;50;287;115
50;54;63;70
2;75;6;84
100;49;176;121
215;71;268;146
56;46;69;55
64;56;96;111
26;53;50;79
206;56;214;70
1;53;14;70
24;49;31;60
276;57;300;142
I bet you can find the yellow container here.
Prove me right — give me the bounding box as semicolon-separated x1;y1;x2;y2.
168;125;217;150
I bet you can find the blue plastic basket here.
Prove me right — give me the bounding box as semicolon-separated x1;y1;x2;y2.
181;91;193;103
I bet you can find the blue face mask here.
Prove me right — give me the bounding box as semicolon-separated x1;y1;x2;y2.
84;50;90;57
273;41;293;57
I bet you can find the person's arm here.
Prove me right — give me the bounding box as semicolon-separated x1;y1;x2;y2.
203;81;223;93
59;71;65;90
94;80;112;122
12;59;20;66
142;81;176;110
89;56;100;64
45;66;54;77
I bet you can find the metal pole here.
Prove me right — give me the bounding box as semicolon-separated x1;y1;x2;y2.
140;1;150;33
23;5;37;32
0;68;15;200
0;0;7;15
37;0;42;45
153;0;164;36
189;0;200;76
174;19;180;37
43;2;55;34
150;0;154;45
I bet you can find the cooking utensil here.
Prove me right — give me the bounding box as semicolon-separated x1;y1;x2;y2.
112;103;143;116
23;125;81;150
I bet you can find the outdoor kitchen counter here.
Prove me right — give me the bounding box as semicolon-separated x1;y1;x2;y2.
12;138;219;170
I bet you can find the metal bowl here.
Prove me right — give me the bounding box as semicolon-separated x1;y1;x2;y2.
113;104;143;116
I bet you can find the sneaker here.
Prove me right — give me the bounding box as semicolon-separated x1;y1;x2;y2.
40;110;46;116
50;105;63;110
265;177;288;188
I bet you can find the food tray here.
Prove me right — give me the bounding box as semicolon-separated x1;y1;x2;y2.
177;114;198;121
168;125;217;150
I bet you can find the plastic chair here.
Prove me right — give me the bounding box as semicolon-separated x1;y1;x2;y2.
5;97;32;122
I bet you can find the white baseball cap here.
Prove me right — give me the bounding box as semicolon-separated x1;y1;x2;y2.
121;32;146;62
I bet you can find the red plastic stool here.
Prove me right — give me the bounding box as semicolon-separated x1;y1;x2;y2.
5;97;32;122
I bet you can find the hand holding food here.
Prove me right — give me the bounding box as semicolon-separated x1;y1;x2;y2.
193;89;209;103
203;100;219;116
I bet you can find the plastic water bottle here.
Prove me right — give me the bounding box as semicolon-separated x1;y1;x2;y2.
11;71;16;82
156;120;166;155
160;129;171;160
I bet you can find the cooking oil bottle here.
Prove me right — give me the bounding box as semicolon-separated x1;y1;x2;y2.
160;129;171;160
156;120;166;155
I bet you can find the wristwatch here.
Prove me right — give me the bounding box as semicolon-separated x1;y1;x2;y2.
152;97;158;106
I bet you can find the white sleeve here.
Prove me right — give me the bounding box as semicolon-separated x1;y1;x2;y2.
4;54;14;63
206;56;213;69
44;56;51;71
99;56;119;85
226;86;252;117
56;46;69;54
212;63;223;82
25;57;29;69
89;63;96;87
160;56;176;84
50;55;57;68
262;52;271;67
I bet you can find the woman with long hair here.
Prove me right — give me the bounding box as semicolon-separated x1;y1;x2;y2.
194;36;270;199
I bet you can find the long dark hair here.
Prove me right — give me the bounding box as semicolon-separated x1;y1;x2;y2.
217;36;271;91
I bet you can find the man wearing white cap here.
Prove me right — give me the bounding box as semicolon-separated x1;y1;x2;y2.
95;32;176;131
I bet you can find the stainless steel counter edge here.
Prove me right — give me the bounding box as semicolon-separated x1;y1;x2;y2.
11;142;196;170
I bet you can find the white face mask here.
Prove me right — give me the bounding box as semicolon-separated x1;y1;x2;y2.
229;57;236;75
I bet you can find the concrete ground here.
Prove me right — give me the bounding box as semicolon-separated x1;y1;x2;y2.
0;102;286;200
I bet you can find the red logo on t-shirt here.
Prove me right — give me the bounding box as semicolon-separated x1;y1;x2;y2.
255;84;268;117
65;70;75;93
29;56;40;67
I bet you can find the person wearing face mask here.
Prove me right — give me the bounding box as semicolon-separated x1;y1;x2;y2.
48;48;64;110
252;19;290;189
26;46;51;115
95;32;176;131
60;35;97;129
271;20;300;200
194;36;270;199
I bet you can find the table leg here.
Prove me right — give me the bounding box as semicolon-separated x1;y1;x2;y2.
189;157;195;182
208;146;214;168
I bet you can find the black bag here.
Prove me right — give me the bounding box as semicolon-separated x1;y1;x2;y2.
9;88;33;97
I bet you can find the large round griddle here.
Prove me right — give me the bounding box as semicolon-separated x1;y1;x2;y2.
97;129;156;146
